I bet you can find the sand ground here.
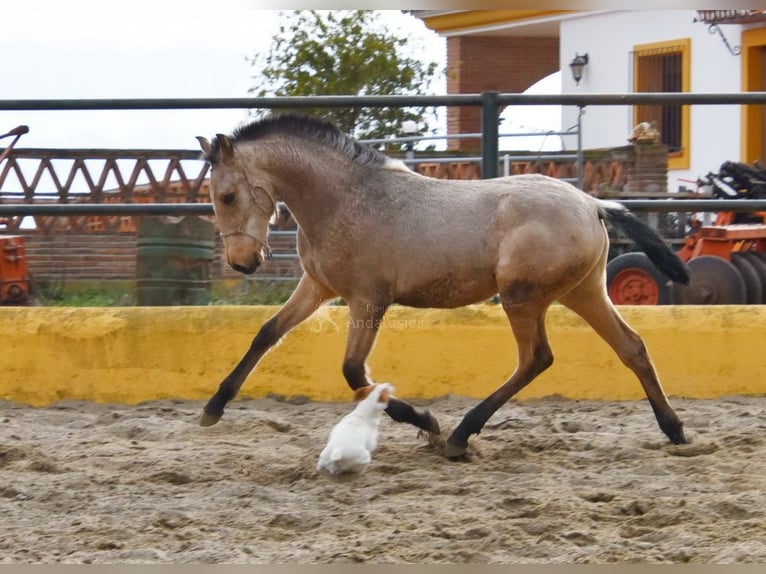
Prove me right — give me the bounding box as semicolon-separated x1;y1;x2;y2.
1;394;764;563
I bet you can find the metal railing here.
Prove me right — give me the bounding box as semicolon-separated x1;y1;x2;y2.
2;91;766;220
4;91;766;285
4;91;766;179
4;199;766;218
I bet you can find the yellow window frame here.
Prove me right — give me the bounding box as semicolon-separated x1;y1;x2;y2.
632;38;691;171
741;28;766;164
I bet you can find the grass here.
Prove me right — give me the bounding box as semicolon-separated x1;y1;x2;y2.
209;280;299;306
33;280;136;307
30;279;498;308
30;279;300;307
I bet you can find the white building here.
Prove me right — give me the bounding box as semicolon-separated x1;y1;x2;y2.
414;9;766;192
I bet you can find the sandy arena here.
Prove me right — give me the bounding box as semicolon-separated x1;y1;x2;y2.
1;394;764;563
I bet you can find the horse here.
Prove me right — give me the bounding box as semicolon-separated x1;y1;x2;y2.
196;113;691;459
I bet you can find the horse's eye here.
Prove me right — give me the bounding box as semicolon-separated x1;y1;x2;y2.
221;193;236;205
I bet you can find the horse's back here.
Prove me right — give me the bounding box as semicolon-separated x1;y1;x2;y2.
362;171;606;308
400;171;593;208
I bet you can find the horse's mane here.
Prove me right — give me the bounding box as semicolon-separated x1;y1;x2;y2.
207;113;389;167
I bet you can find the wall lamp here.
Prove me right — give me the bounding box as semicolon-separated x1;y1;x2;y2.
400;119;418;160
569;53;589;86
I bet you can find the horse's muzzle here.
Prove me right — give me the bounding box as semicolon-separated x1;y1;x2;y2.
231;259;260;275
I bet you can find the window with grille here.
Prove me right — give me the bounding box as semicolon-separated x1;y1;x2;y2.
632;39;690;169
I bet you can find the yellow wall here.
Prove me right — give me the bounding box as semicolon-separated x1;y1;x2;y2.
1;305;764;406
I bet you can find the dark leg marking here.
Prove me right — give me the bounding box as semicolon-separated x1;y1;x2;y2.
386;398;441;434
558;271;688;445
649;399;688;444
445;345;553;457
444;305;553;459
341;358;440;434
200;317;280;426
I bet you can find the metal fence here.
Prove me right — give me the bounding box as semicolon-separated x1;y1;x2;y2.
3;91;766;222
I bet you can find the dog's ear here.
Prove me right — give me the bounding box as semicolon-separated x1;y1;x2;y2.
378;382;395;402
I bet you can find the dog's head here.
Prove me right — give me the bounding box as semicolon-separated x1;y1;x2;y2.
353;382;394;409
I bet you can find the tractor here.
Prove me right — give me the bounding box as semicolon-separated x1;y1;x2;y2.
606;160;766;305
0;125;32;305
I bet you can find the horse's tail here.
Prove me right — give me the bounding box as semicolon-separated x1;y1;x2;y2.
598;200;690;285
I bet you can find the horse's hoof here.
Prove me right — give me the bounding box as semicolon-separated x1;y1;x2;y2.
424;410;441;435
442;439;468;460
670;430;689;445
199;411;222;427
418;428;444;449
662;419;688;444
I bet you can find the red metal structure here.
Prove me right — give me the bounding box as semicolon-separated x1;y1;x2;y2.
0;125;32;304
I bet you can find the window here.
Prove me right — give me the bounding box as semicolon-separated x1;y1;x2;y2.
741;28;766;164
632;39;691;170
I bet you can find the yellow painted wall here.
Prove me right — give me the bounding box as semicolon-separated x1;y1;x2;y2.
1;305;764;406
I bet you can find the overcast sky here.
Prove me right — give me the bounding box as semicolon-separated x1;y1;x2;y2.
1;1;446;149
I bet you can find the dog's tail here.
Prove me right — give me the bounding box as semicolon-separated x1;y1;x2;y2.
598;200;690;285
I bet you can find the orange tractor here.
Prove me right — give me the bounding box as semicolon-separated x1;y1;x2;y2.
607;161;766;305
0;125;32;305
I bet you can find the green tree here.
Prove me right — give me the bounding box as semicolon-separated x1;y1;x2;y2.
248;10;439;145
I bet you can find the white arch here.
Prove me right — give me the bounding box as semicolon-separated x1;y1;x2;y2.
499;71;563;152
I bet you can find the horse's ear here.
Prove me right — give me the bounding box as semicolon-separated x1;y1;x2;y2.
215;133;235;163
196;136;212;156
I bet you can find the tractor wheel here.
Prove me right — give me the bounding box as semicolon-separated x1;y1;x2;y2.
606;252;670;305
730;253;764;304
669;255;746;305
741;252;766;303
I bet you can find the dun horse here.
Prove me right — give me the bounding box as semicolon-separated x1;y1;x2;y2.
196;113;690;458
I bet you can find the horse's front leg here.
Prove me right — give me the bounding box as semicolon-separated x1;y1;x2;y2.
200;274;336;426
444;302;553;458
342;301;440;435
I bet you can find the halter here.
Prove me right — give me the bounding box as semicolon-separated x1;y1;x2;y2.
216;162;278;261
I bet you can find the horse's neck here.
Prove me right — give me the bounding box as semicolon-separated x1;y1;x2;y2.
252;142;354;230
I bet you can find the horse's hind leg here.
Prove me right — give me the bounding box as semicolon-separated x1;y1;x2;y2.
558;274;687;444
200;273;336;426
342;300;440;435
445;300;553;458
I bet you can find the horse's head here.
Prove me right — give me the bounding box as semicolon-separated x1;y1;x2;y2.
197;134;276;275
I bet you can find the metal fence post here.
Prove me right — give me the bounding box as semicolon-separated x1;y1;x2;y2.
576;105;585;190
481;92;500;179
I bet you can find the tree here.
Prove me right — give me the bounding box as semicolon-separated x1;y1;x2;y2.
248;10;439;145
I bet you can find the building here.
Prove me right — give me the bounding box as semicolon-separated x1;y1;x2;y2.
412;9;766;192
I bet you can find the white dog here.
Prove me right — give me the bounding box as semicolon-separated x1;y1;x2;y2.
316;382;394;475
